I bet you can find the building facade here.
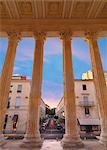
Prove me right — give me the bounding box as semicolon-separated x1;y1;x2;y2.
56;80;101;135
3;75;46;134
82;71;107;83
82;71;93;80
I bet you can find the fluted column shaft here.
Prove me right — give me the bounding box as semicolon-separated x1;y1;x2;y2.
0;33;20;136
62;33;77;136
60;32;83;148
23;32;45;147
85;32;107;145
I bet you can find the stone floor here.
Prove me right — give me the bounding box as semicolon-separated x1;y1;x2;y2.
0;139;107;150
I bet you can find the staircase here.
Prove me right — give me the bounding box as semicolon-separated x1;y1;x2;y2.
41;128;63;139
41;118;63;139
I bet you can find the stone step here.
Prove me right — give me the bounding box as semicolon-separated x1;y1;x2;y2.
44;129;62;134
41;134;63;139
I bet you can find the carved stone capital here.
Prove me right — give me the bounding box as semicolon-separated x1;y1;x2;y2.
7;32;21;43
34;32;46;41
84;31;98;41
59;31;72;40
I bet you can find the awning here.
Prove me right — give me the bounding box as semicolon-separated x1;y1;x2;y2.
79;119;100;125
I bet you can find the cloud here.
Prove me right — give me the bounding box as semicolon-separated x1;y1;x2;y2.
14;38;91;66
44;38;62;56
44;38;91;65
43;98;60;108
42;80;63;107
43;58;50;63
13;66;20;73
42;80;63;87
72;48;91;64
0;66;2;73
15;48;34;62
15;40;50;64
72;38;91;65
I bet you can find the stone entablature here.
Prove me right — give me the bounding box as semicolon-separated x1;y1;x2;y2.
0;0;107;36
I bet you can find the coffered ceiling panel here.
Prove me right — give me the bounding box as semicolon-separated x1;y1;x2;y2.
96;2;107;18
16;1;33;18
0;1;10;19
0;0;107;19
46;1;63;18
71;1;92;18
62;1;72;18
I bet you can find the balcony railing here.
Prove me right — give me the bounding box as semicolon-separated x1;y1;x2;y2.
78;100;95;107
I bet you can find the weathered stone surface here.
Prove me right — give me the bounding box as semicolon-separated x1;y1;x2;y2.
21;32;45;147
85;32;107;145
61;32;83;148
0;140;106;150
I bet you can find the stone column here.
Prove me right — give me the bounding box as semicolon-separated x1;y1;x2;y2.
21;32;45;148
85;32;107;146
60;32;83;148
0;32;21;144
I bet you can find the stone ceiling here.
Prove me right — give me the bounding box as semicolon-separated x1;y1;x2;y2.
0;0;107;37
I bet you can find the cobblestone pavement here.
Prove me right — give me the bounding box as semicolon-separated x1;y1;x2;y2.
0;139;107;150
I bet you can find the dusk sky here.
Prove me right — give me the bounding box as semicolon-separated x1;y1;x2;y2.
0;37;107;107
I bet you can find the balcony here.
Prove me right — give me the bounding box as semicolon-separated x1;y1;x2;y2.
78;100;95;107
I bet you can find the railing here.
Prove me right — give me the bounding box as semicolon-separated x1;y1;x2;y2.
78;101;95;107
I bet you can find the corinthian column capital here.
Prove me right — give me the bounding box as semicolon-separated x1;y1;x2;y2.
7;32;21;43
34;32;46;41
59;31;72;40
84;31;98;41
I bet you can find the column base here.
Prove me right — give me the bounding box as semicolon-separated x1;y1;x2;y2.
61;134;84;148
20;134;43;148
99;133;107;146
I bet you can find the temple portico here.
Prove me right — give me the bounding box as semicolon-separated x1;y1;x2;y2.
0;0;107;148
0;31;107;148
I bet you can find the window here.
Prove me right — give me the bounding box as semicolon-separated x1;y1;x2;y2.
17;85;22;93
92;126;99;131
83;96;88;101
85;107;90;115
3;115;8;129
12;114;18;131
83;96;88;106
25;96;28;99
16;96;21;108
82;84;87;90
7;101;10;108
80;126;86;131
7;97;11;108
85;125;92;133
8;97;11;100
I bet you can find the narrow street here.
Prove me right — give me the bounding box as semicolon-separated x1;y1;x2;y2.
41;118;64;139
